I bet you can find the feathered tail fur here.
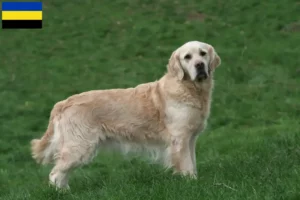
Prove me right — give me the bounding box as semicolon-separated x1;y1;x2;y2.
30;101;65;165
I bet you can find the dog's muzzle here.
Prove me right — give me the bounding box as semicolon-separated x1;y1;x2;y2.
195;62;208;81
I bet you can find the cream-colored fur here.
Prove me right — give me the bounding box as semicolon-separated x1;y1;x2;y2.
31;41;221;189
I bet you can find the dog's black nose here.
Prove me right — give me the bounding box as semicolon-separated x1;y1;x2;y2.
195;62;205;70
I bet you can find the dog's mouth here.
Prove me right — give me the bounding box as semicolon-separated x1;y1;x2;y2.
196;72;208;81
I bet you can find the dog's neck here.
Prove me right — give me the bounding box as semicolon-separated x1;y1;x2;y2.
159;73;214;109
192;76;214;94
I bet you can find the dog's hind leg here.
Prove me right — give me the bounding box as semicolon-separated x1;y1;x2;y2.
49;146;78;190
49;140;99;190
49;120;100;190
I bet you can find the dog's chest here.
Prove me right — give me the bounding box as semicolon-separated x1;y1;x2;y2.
165;100;209;134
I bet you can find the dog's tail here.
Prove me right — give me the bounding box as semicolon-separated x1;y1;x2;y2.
31;101;65;165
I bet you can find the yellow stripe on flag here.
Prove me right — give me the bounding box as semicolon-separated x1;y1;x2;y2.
2;11;42;20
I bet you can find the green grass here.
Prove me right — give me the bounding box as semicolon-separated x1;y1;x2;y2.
1;0;300;199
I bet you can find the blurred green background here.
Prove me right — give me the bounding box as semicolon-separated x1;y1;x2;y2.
0;0;299;199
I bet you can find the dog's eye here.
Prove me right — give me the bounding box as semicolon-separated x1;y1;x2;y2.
184;54;192;60
200;51;207;56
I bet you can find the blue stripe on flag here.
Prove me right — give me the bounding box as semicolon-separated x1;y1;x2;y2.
2;2;42;11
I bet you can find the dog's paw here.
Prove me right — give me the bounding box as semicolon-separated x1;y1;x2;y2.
173;170;197;180
48;180;70;192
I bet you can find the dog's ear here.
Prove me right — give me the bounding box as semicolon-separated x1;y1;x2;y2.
208;46;221;71
167;50;184;80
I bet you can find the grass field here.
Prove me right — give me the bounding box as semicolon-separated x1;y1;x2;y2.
1;0;300;199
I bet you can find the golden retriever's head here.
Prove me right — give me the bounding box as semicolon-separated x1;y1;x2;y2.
167;41;221;81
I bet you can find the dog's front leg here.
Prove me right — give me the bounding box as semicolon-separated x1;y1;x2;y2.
189;132;199;176
170;136;197;179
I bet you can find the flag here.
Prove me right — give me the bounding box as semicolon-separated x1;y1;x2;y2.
2;2;43;29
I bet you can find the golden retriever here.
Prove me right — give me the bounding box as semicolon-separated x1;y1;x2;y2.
31;41;221;189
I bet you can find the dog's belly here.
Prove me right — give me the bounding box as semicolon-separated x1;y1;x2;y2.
95;114;166;143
